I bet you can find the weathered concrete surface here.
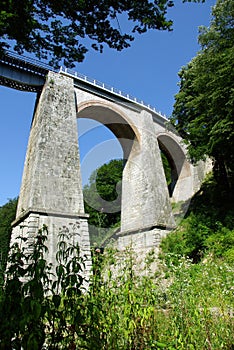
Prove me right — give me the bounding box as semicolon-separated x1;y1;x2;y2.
76;91;175;234
11;71;91;275
117;227;170;255
121;110;175;232
16;72;84;215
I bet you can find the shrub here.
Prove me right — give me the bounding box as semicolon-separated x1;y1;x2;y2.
1;226;233;349
161;174;234;263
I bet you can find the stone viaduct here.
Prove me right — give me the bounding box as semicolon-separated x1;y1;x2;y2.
0;52;210;270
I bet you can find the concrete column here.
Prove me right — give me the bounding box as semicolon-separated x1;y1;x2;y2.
120;110;174;234
11;71;91;274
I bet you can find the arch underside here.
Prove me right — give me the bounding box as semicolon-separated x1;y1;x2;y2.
158;134;193;202
77;104;137;159
77;103;194;204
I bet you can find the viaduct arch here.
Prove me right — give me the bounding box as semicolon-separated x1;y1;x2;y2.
1;62;210;266
157;133;193;202
77;101;138;160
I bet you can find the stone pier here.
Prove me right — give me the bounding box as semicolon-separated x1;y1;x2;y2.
11;71;91;276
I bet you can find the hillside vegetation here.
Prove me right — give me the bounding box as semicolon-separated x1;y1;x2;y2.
0;183;233;349
161;173;234;264
0;166;233;350
0;198;17;268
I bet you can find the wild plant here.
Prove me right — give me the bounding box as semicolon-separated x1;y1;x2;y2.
1;228;233;349
0;225;87;350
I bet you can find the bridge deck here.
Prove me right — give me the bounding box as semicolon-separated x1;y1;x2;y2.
0;51;52;92
0;51;168;121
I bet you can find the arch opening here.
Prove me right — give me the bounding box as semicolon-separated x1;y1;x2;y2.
77;104;137;159
77;103;138;246
158;134;191;201
160;148;178;197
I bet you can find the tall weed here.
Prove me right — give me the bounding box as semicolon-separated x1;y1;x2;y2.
0;228;233;349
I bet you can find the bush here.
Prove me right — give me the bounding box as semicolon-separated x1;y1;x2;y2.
0;226;87;349
161;174;234;263
1;225;233;349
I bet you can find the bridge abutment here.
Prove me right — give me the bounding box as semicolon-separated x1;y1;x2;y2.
11;71;91;275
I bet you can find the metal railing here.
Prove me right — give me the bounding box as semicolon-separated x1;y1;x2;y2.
59;66;168;121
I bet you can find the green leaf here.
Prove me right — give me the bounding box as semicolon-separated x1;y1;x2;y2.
27;333;39;350
30;300;41;320
52;294;61;308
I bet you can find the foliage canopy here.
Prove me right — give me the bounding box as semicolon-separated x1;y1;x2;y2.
0;198;17;268
161;173;234;263
1;0;204;67
172;0;234;189
83;159;123;246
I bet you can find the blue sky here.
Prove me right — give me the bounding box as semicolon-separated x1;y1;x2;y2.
0;0;216;206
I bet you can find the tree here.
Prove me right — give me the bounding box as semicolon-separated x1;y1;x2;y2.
0;0;204;67
83;159;123;245
83;159;123;225
172;0;234;190
0;198;17;269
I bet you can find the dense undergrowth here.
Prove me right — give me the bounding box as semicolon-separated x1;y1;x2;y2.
0;231;233;348
161;173;234;264
0;174;233;349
